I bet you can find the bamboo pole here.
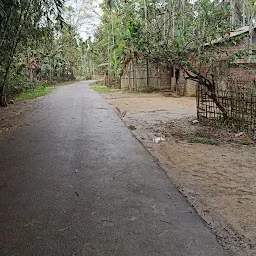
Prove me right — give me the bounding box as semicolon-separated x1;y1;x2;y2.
243;1;246;26
143;0;149;91
230;0;236;26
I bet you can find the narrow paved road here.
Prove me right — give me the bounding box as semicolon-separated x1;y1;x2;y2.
0;81;228;256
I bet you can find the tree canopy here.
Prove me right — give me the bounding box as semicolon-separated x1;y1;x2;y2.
91;0;256;75
1;0;256;108
0;0;96;106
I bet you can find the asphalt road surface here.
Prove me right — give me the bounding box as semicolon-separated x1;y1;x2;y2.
0;81;229;256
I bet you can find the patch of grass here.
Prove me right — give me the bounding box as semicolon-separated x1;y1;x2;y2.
16;86;53;101
187;137;222;146
128;125;137;130
91;85;112;93
239;137;253;146
90;82;113;93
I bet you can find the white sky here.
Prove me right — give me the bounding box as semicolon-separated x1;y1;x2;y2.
66;0;103;40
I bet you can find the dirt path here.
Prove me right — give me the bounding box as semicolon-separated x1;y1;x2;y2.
0;99;39;138
105;91;256;256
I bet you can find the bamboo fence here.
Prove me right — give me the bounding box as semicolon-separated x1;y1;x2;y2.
197;79;256;136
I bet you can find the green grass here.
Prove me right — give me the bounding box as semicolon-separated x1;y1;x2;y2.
15;80;78;101
187;137;222;146
128;125;137;130
91;86;112;93
16;86;53;101
90;82;112;93
239;137;253;146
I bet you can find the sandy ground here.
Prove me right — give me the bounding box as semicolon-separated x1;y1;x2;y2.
104;91;256;256
0;99;39;139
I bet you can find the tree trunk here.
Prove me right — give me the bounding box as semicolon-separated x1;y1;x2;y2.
184;70;228;119
0;86;7;107
230;0;236;26
208;90;228;119
242;1;246;26
146;59;149;91
0;0;32;107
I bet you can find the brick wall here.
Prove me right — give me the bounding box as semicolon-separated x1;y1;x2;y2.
229;66;256;82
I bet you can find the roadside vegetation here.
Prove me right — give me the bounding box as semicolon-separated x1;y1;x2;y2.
1;0;256;112
90;81;112;93
90;81;119;93
0;0;99;106
15;86;53;101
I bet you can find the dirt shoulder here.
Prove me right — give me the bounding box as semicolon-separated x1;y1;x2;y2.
0;83;68;138
0;99;39;139
104;91;256;256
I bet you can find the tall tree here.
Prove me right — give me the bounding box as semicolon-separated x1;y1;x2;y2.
0;0;64;106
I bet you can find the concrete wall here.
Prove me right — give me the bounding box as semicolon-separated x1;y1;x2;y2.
185;79;197;96
170;70;197;97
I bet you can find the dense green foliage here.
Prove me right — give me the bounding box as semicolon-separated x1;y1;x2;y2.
1;0;256;109
88;0;256;116
91;0;256;80
0;0;92;106
90;82;113;93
